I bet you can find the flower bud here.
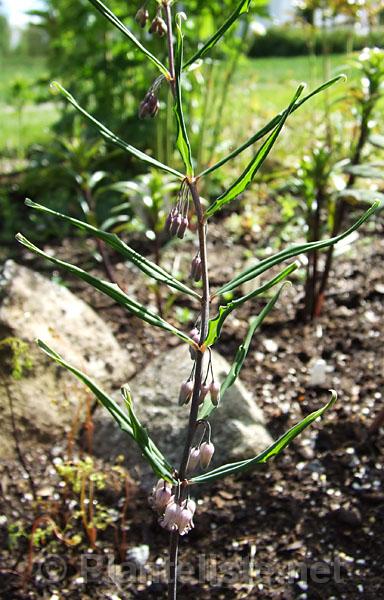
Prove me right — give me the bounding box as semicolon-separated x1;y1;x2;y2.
149;16;167;37
170;213;182;237
199;441;214;469
178;380;194;406
177;215;188;239
176;505;194;536
190;254;202;282
185;498;196;516
210;381;220;406
153;485;173;512
187;446;200;472
138;92;160;119
188;328;199;360
189;328;200;344
165;210;173;232
160;498;179;530
199;383;210;404
135;6;149;28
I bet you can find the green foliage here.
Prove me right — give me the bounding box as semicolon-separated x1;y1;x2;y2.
17;0;380;537
192;391;338;484
0;337;33;380
249;26;384;58
0;13;11;56
37;340;177;484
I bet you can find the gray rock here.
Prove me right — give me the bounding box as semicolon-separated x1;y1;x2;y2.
0;260;135;459
93;344;272;479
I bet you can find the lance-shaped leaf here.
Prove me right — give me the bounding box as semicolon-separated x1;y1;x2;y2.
369;134;384;149
16;234;194;346
120;386;176;482
217;202;379;296
198;283;289;420
51;82;183;179
342;163;384;179
87;0;169;77
174;14;193;176
191;391;337;484
204;264;296;348
24;200;200;300
206;84;305;217
38;340;176;483
337;189;384;206
199;75;346;178
184;0;265;69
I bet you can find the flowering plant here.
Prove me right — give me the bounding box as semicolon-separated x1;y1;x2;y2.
16;1;380;597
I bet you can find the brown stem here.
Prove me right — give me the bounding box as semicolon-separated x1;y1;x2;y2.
95;235;117;285
316;106;372;311
167;179;210;600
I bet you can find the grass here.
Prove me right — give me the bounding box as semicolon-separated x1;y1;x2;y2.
0;54;59;155
0;50;381;163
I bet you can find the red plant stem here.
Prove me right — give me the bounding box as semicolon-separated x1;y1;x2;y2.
167;180;210;600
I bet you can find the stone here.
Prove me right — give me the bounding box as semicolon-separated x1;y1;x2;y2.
92;344;273;480
0;260;135;459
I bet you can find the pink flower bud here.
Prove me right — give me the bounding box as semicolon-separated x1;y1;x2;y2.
176;505;194;536
187;446;200;472
160;498;179;530
199;441;214;469
189;328;200;344
186;498;196;516
177;216;188;239
199;383;210;404
178;380;194;406
210;381;220;406
153;485;173;512
155;478;170;491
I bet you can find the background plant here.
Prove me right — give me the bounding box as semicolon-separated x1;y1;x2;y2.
16;1;381;599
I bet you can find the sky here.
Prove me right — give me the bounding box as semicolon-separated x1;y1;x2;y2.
1;0;44;27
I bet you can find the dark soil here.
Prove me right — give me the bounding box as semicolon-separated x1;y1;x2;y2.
1;221;383;600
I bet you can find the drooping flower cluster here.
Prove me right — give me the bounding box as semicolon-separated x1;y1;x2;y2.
165;182;190;239
150;480;196;536
187;440;215;472
135;4;167;36
138;76;163;119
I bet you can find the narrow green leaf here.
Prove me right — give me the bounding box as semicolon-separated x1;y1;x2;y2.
15;234;193;346
37;339;133;435
206;84;305;217
184;0;264;69
204;264;296;348
369;134;384;149
87;0;169;77
198;283;289;420
337;189;384;206
199;75;346;178
191;391;337;484
51;82;183;179
24;200;200;300
174;14;193;176
343;164;384;179
217;202;379;296
37;340;176;483
121;386;176;482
